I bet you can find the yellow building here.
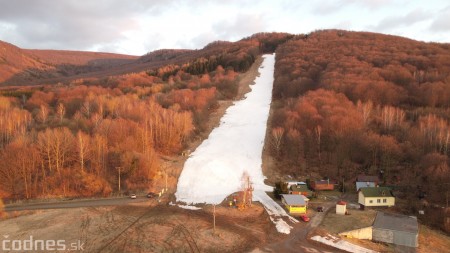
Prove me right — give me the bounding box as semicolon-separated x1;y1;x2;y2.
358;187;395;207
339;226;373;240
281;194;307;214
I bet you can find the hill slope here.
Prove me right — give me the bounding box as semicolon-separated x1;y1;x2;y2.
268;30;450;207
0;32;293;86
0;40;51;83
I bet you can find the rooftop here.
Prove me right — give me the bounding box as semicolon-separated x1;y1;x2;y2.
314;180;334;185
373;212;418;234
281;194;306;206
291;184;311;192
286;180;306;185
360;187;393;198
357;175;379;182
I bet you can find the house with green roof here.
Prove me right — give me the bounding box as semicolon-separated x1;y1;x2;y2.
290;184;313;198
358;187;395;207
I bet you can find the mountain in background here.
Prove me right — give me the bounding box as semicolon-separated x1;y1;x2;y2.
0;32;291;86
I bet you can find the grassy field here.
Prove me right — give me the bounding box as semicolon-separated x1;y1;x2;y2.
319;206;377;234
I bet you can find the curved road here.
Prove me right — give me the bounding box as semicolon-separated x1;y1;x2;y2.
4;196;150;212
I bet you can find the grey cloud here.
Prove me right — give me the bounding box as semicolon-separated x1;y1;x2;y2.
372;9;431;31
313;0;345;15
171;14;266;51
430;6;450;31
212;13;267;40
171;13;266;51
0;0;174;51
178;32;218;49
346;0;394;9
312;0;394;15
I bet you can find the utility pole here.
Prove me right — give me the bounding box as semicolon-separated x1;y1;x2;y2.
165;169;168;192
116;167;122;193
213;204;216;234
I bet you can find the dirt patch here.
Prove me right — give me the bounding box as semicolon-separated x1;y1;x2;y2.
0;201;274;253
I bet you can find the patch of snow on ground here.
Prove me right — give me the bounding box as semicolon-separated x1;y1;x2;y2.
178;204;202;210
311;234;378;253
175;54;294;233
169;202;202;210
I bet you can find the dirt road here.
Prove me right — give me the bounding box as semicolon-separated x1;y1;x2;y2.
4;196;149;212
257;202;345;253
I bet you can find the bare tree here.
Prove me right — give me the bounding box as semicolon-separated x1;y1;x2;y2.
357;100;373;127
81;100;95;119
315;125;322;160
77;131;91;173
271;127;284;156
37;104;49;124
56;103;65;123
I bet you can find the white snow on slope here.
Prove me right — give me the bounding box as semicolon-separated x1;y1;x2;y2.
175;54;294;233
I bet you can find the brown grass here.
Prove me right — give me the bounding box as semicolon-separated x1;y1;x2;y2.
418;225;450;253
319;207;377;235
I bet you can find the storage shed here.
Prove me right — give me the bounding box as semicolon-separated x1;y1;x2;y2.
372;212;418;247
336;200;347;215
290;184;313;197
310;180;335;191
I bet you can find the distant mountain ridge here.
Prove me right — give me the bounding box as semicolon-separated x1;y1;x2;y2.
1;31;448;87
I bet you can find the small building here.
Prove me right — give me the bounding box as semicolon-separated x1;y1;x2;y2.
336;200;347;215
290;184;313;197
358;187;395;207
281;194;307;214
339;226;373;240
372;212;418;247
356;175;379;191
285;180;306;189
310;180;335;191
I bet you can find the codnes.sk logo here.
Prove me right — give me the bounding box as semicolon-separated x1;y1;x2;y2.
1;235;84;251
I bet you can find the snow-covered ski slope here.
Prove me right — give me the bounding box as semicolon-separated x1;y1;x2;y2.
175;54;295;233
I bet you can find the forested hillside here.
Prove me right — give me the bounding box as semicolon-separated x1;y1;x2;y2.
0;32;291;199
269;30;450;205
2;30;449;209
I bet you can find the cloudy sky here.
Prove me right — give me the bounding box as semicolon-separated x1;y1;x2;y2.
0;0;449;56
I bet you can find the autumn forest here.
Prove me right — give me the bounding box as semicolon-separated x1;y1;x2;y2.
0;30;449;212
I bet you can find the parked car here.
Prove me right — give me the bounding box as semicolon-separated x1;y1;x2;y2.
147;192;156;198
130;194;137;199
300;215;310;222
317;206;324;212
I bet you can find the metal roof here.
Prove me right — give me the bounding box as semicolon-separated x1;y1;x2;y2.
315;180;332;184
291;184;311;192
357;175;379;182
373;212;418;234
360;187;393;198
281;194;306;206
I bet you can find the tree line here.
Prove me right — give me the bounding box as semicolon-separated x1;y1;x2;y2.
270;30;450;206
0;45;247;199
